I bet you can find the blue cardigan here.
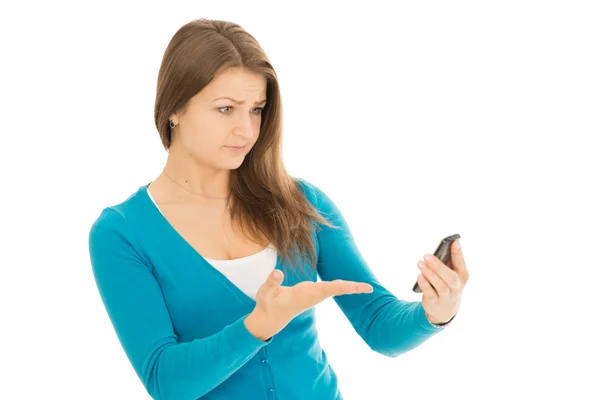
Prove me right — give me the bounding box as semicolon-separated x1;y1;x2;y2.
88;178;444;400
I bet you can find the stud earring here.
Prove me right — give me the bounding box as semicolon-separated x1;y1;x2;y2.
169;120;176;128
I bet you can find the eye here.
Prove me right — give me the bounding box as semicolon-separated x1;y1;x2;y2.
218;106;263;115
218;106;233;114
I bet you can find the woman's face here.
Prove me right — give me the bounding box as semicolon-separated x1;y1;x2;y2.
170;67;267;171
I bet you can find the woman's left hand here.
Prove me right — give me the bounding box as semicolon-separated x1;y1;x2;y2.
416;240;469;325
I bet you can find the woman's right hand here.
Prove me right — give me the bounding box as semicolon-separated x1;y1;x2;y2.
244;269;373;341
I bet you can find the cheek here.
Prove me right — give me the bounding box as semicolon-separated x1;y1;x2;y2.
182;118;225;150
251;120;262;142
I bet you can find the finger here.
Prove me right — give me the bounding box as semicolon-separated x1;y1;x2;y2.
417;274;438;303
333;280;373;295
418;261;450;297
450;240;469;284
422;255;461;291
265;269;284;289
322;280;373;297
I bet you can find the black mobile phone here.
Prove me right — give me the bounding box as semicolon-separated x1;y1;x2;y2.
412;233;461;293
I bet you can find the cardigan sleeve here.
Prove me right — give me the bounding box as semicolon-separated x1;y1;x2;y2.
297;179;444;358
88;207;271;400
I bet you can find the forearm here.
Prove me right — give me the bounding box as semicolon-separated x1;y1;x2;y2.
141;315;268;400
355;297;443;358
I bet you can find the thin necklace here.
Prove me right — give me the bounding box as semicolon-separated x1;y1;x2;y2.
162;168;232;213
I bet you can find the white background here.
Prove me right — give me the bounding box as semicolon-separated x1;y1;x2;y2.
1;1;599;399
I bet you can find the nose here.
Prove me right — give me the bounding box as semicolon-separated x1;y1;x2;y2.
232;115;255;139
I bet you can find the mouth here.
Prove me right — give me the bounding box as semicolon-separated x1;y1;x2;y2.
223;145;245;151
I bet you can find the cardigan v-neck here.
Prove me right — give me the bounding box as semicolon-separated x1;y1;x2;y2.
145;184;277;301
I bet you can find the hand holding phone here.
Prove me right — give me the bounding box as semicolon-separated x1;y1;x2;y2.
412;233;461;293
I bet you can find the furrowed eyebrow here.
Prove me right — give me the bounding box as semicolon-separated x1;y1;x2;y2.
214;96;267;105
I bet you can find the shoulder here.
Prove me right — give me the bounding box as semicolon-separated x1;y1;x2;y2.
88;206;131;255
89;206;126;235
293;177;329;206
293;177;340;217
88;184;148;252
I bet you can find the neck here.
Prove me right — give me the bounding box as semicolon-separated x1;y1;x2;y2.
162;148;230;199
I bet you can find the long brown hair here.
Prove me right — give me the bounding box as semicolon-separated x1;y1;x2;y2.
154;19;337;279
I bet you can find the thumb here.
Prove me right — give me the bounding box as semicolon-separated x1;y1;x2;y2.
265;269;284;289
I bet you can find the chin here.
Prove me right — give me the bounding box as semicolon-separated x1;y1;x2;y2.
219;159;246;170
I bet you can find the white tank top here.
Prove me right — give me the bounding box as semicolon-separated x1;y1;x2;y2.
146;188;277;300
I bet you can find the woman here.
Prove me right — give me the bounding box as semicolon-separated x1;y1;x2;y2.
88;18;469;400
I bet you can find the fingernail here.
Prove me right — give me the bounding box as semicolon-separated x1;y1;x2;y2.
455;240;461;251
424;254;433;261
417;261;426;269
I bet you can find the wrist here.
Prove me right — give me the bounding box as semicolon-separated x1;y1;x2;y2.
244;309;272;341
425;311;453;326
